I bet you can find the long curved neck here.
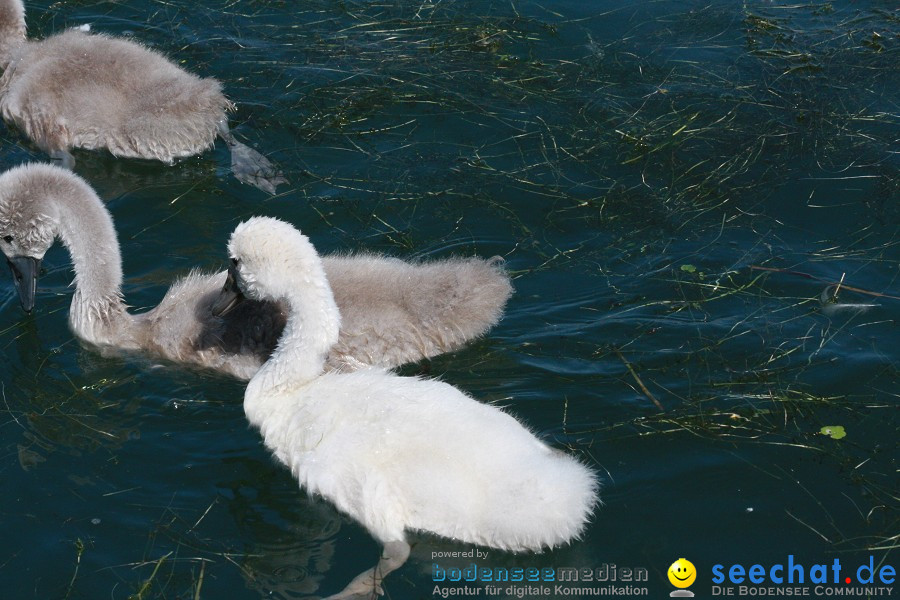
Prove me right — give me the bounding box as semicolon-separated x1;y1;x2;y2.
0;0;25;70
55;183;135;347
244;264;340;426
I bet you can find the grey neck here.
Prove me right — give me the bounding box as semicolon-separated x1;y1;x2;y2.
0;0;26;70
55;184;135;347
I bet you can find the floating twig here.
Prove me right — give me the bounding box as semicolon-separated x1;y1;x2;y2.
750;266;900;301
614;348;664;412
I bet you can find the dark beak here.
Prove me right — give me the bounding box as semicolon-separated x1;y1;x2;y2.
211;263;245;317
6;256;41;313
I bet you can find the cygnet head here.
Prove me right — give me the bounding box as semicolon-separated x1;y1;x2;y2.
211;217;335;317
211;217;341;378
0;164;93;312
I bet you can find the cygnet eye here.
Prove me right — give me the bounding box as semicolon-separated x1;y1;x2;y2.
231;257;239;266
2;235;12;243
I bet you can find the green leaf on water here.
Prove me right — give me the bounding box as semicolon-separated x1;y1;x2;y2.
819;425;846;440
680;264;697;273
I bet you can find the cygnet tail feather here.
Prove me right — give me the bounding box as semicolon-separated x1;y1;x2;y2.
472;452;599;552
325;255;512;370
437;257;512;342
117;79;227;162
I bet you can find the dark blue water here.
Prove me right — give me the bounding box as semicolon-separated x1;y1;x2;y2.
0;1;896;599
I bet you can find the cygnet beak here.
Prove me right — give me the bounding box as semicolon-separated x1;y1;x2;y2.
211;263;245;317
6;256;41;313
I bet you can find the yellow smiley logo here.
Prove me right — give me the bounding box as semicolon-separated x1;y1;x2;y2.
668;558;696;588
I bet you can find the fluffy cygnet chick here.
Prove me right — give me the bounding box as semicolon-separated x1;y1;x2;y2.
0;163;512;378
213;216;599;599
0;0;285;193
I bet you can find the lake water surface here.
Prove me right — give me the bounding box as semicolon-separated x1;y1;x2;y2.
0;1;897;599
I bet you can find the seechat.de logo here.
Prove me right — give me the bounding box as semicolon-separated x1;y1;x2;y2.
668;558;696;597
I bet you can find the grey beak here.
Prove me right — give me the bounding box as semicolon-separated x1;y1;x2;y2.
211;263;245;317
6;256;41;313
